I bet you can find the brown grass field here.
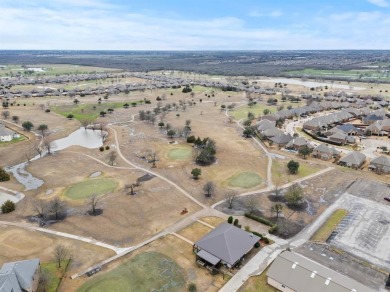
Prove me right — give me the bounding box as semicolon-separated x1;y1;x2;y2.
0;226;114;275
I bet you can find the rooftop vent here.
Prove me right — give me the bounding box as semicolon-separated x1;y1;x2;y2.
310;271;317;278
325;278;332;285
292;262;298;269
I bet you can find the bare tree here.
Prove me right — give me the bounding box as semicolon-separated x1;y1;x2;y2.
147;150;158;167
125;184;137;195
80;118;91;130
34;142;43;157
245;196;258;214
203;181;215;198
107;151;117;166
32;199;47;218
225;190;237;209
42;137;54;155
54;245;68;268
271;203;283;219
88;194;99;215
39;104;45;111
37;270;50;291
49;198;67;220
1;110;10;119
25;146;36;162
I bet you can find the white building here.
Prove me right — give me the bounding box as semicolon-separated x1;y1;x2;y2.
0;123;20;142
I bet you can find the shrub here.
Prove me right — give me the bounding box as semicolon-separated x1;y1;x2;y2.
1;200;15;213
245;225;250;232
228;216;233;224
188;283;197;292
45;109;50;113
105;146;110;150
254;242;260;248
0;167;10;182
187;135;196;143
233;219;239;226
268;225;279;234
251;231;263;239
99;146;104;152
263;237;270;244
245;213;273;227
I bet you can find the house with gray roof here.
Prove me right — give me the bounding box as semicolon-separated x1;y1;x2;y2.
267;251;375;292
269;133;293;147
193;223;260;271
339;151;366;169
285;137;313;151
369;155;390;174
0;258;40;292
366;122;383;136
313;144;340;161
0;123;20;142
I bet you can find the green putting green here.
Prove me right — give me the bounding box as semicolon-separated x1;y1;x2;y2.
78;252;185;292
167;147;192;160
64;178;118;200
227;172;262;188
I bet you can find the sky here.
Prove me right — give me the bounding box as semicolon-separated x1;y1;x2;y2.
0;0;390;50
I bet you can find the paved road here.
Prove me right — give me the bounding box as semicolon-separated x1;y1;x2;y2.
220;192;348;291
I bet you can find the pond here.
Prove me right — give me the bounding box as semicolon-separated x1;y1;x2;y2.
6;128;104;191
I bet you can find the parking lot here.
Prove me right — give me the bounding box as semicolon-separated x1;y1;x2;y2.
328;194;390;270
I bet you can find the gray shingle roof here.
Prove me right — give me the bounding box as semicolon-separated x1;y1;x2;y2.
267;251;375;292
195;223;260;267
0;258;40;292
339;151;366;166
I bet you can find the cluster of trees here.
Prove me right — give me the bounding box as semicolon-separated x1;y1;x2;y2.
182;85;192;93
192;137;217;165
0;167;10;182
33;198;68;220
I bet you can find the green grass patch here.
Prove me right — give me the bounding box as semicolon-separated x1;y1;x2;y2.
51;102;129;121
167;147;192;160
41;260;70;292
64;178;117;200
285;68;390;81
78;252;185;292
227;172;262;188
0;135;26;147
311;209;348;242
229;104;271;120
271;158;323;185
239;267;278;292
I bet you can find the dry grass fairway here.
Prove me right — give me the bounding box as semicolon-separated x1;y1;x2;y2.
177;222;212;243
200;216;226;227
0;226;114;275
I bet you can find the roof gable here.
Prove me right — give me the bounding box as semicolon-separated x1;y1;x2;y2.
195;223;259;266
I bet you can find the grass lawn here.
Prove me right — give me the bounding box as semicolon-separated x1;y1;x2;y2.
167;147;192;160
0;135;26;147
41;260;70;292
64;178;118;200
78;252;185;292
239;267;278;292
311;209;348;242
51;102;132;121
285;68;390;81
271;158;323;185
229;104;271;120
226;172;262;188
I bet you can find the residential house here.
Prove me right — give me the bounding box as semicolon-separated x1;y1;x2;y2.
257;120;276;132
0;258;40;292
0;124;20;142
312;144;340;160
339;151;366;169
328;132;347;145
267;251;374;292
336;124;360;136
363;114;383;125
269;134;293;148
285;137;313;151
369;156;390;174
380;119;390;131
193;223;260;272
365;123;383;136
